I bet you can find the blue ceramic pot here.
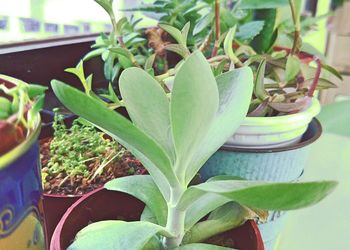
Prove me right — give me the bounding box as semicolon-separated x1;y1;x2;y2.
200;119;322;250
0;119;45;249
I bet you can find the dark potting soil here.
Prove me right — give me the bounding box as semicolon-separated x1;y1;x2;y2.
40;138;146;196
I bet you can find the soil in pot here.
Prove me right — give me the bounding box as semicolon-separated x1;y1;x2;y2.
51;188;264;250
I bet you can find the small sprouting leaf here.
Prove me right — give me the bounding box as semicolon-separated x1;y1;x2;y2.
321;64;343;80
100;83;121;105
286;55;301;82
159;23;185;46
181;22;191;46
116;17;128;34
27;84;48;98
110;47;132;59
65;61;89;92
145;54;156;70
83;48;106;61
164;44;190;59
271;50;288;59
193;12;214;36
236;21;265;41
0;97;12;115
224;26;238;63
254;59;269;101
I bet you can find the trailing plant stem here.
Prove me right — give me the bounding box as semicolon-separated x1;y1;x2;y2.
307;57;321;97
212;0;221;57
289;0;301;55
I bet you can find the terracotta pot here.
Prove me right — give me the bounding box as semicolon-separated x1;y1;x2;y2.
50;188;264;250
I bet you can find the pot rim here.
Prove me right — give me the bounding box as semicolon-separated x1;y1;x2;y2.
221;118;322;153
242;98;320;126
0;115;41;169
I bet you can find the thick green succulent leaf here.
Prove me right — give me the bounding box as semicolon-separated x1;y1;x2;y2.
194;180;337;211
171;51;219;183
83;48;106;61
224;26;238;63
286;55;301;82
141;206;158;224
185;67;254;184
240;0;288;9
183;202;261;244
68;220;172;250
119;67;175;162
174;243;234;250
105;175;167;226
51;80;177;200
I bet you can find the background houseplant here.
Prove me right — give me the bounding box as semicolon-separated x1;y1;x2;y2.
51;51;336;250
0;75;46;249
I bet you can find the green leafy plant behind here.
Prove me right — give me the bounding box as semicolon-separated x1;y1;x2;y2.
52;51;336;249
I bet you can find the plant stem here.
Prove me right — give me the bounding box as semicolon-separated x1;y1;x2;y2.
307;57;321;97
289;0;301;55
211;0;221;57
163;187;186;249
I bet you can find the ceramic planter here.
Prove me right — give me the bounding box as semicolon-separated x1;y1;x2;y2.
50;188;264;250
227;98;321;149
0;116;45;249
200;118;322;249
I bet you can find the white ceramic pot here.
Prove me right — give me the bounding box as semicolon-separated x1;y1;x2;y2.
226;98;321;149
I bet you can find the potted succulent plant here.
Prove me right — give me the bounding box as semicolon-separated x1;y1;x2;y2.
0;75;46;249
40;109;145;245
49;51;336;250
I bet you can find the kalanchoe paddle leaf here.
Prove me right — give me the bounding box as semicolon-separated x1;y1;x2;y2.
105;175;168;226
119;67;175;162
68;220;173;250
191;180;337;211
185;67;254;184
51;80;177;201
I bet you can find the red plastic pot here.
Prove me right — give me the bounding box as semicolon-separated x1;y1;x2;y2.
50;188;264;250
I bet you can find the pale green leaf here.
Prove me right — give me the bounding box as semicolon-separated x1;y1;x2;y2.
83;48;106;61
145;54;156;70
321;64;343;80
181;22;191;46
110;47;132;59
105;175;168;226
119;67;175;162
171;51;219;183
286;55;301;82
68;220;172;250
194;180;337;211
185;67;254;184
51;80;177;200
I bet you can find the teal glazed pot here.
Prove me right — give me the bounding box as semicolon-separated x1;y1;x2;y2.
200;118;322;250
0;118;45;250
